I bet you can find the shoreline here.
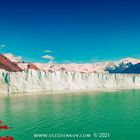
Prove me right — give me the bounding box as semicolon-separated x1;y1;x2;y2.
0;87;140;96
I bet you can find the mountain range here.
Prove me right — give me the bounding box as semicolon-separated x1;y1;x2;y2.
0;53;140;74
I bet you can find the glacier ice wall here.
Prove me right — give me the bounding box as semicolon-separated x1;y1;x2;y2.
0;69;140;94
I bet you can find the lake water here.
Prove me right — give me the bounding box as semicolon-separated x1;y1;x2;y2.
0;90;140;140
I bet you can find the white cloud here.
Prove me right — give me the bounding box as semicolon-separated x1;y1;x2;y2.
44;50;52;53
42;55;55;61
0;44;6;49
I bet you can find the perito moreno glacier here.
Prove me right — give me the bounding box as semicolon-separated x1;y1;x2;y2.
0;69;140;94
1;53;140;94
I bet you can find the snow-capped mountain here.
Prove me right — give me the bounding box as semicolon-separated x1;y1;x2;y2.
34;57;140;74
105;57;140;73
1;53;140;74
119;57;140;65
4;53;22;63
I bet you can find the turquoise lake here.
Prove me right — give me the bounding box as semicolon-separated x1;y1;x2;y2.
0;90;140;140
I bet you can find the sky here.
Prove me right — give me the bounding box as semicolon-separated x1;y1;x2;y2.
0;0;140;63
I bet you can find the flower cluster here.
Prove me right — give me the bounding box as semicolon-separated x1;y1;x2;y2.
0;120;14;140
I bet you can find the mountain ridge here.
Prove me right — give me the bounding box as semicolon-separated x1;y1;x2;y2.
1;53;140;73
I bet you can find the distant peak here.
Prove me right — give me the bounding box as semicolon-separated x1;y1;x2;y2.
4;53;22;63
119;57;140;64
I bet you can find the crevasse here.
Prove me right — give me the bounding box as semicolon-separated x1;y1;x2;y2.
0;69;140;94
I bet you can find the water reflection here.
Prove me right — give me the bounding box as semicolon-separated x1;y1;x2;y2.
0;90;140;140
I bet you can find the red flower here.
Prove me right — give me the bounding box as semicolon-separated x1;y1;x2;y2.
0;136;14;140
0;120;14;139
0;125;9;130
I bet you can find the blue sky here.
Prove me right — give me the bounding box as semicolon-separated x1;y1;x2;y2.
0;0;140;63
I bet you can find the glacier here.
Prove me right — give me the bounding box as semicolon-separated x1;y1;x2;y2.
0;69;140;94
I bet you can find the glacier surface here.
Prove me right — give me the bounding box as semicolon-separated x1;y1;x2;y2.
0;69;140;94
